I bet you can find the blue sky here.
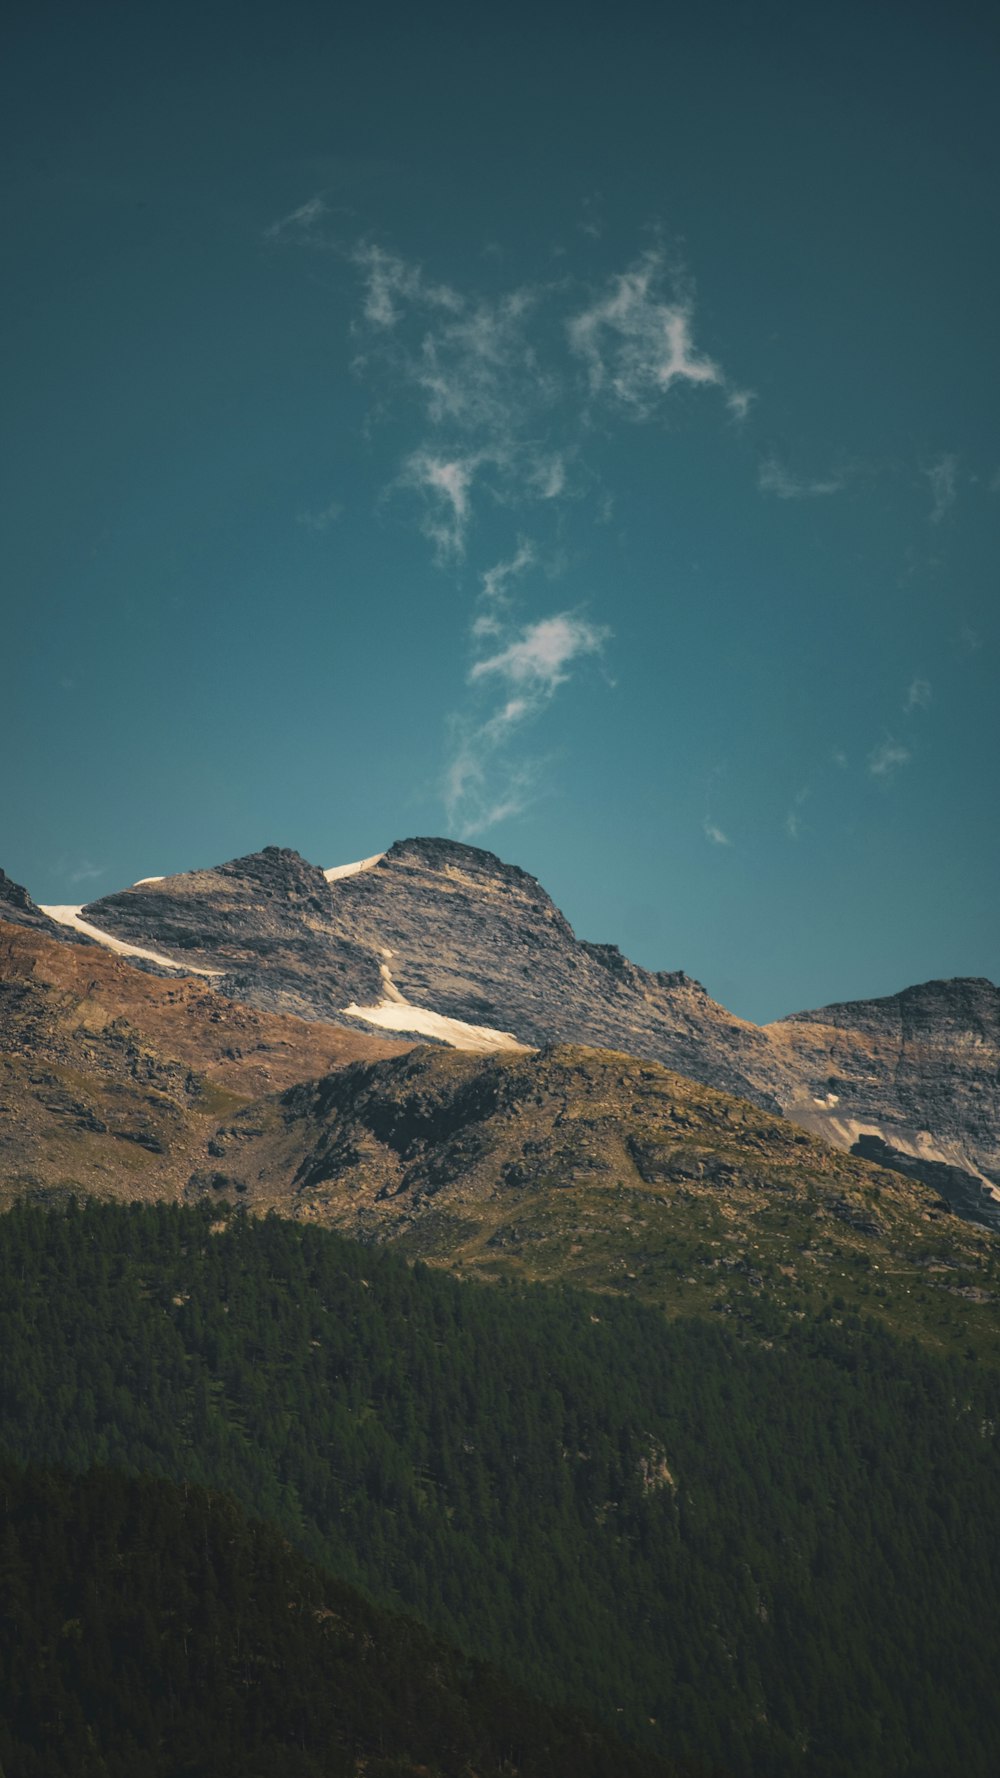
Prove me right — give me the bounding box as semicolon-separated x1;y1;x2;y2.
2;0;997;1022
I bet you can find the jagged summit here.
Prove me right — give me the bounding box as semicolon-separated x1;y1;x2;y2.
70;838;776;1107
380;834;566;900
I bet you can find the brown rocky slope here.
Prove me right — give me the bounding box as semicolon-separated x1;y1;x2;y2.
0;921;408;1204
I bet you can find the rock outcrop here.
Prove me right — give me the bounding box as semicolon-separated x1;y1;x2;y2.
0;870;94;944
79;847;383;1021
768;978;1000;1204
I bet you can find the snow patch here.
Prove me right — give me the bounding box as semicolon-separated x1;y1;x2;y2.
324;853;384;883
40;905;223;979
133;876;165;886
343;955;528;1054
343;998;528;1052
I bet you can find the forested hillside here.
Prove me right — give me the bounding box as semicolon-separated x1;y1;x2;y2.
2;1199;998;1777
0;1462;680;1778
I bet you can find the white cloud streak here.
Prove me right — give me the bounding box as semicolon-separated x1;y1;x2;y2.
758;456;845;499
473;541;536;639
567;251;741;417
351;242;462;330
400;450;480;561
785;785;810;839
868;739;911;780
703;819;732;847
470;612;609;694
264;195;329;242
926;453;957;523
903;676;931;713
296;499;343;532
270;219;752;835
445;611;610;834
65;860;106;886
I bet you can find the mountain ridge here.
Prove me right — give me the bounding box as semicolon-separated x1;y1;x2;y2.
53;837;1000;1208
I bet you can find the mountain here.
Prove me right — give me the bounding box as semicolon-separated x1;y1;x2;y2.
68;840;785;1105
4;915;996;1356
0;919;407;1204
51;837;999;1216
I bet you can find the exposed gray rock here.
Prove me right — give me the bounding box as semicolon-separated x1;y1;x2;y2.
82;847;382;1024
0;870;94;945
768;978;1000;1193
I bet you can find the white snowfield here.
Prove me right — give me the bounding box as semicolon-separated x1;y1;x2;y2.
324;854;385;883
343;957;528;1054
39;906;223;979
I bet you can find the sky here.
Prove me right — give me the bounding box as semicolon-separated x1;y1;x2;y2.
2;0;998;1023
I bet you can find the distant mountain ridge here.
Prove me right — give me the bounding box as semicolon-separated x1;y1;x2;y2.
7;835;996;1216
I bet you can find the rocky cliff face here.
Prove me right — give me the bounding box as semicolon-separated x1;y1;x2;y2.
768;978;1000;1200
79;847;383;1021
0;870;93;945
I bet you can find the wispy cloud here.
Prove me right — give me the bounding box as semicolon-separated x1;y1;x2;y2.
400;450;480;561
703;819;732;847
567;249;749;418
785;786;810;839
926;453;957;524
758;456;845;499
470;612;609;694
903;675;931;713
351;241;462;329
446;611;610;833
66;860;105;886
270;218;752;834
473;540;536;639
296;499;343;532
264;195;329;242
868;739;911;780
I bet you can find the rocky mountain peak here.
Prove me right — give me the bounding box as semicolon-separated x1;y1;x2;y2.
782;975;1000;1033
379;836;569;913
215;846;333;905
0;869;93;945
0;869;35;914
